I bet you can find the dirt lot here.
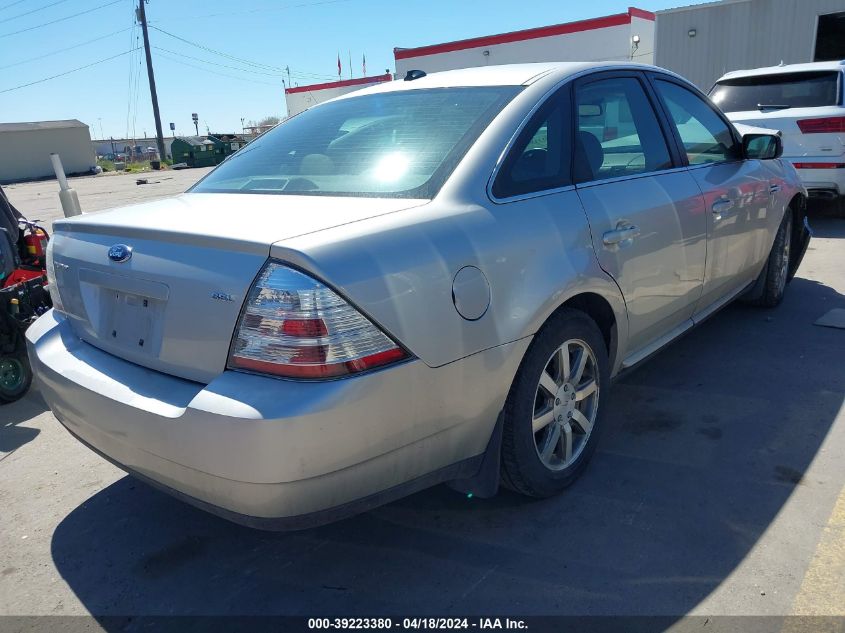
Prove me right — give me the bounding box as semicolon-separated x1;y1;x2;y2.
1;172;844;622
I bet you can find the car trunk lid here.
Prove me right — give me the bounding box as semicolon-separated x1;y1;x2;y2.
50;193;426;383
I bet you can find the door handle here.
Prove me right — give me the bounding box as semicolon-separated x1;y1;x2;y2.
712;198;735;215
602;224;640;246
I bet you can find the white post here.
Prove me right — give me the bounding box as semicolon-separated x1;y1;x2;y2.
50;153;82;217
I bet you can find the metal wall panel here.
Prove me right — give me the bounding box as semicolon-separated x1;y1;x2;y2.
0;127;95;184
655;0;845;90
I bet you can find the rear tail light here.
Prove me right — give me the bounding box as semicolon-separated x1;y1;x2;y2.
796;117;845;134
44;242;65;314
228;261;409;379
793;162;845;169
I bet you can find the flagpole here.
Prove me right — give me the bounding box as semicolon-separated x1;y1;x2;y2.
348;50;352;79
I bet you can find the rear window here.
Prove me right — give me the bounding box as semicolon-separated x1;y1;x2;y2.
710;71;841;112
192;87;520;198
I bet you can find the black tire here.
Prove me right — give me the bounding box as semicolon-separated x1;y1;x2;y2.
747;211;793;308
500;309;610;497
0;350;33;404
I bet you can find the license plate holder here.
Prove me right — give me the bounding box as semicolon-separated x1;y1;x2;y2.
104;290;155;353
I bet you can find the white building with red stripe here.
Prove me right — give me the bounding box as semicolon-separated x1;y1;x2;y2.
284;73;392;117
393;7;655;77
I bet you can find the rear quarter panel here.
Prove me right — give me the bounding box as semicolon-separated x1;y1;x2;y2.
270;193;628;372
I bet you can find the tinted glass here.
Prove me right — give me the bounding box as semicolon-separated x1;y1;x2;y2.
656;80;738;165
193;87;519;198
710;72;840;112
492;95;571;197
815;13;845;61
574;76;672;183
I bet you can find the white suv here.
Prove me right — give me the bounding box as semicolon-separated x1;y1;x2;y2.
711;60;845;215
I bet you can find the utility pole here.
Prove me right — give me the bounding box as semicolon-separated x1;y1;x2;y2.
138;0;166;162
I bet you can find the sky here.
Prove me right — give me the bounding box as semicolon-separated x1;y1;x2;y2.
0;0;711;140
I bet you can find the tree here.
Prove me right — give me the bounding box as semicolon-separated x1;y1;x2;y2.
248;116;280;128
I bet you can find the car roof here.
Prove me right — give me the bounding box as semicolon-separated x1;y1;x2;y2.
717;60;845;81
332;61;673;100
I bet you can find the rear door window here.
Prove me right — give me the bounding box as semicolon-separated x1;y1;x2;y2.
492;92;571;198
573;76;672;183
710;71;841;113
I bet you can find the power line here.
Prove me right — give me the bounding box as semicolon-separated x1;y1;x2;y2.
124;5;139;141
131;43;143;140
154;50;282;87
128;25;143;141
0;0;72;24
0;27;132;69
0;0;27;12
0;0;122;38
150;25;283;72
153;46;285;77
162;0;351;21
149;24;333;81
124;6;136;139
150;45;326;80
0;48;140;94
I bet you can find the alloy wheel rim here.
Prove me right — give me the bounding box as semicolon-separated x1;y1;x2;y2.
778;222;791;294
0;358;24;392
532;339;600;471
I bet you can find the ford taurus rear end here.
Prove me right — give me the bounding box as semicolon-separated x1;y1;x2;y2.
26;81;527;528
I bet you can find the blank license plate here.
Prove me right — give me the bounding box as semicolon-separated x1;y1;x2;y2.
105;291;155;353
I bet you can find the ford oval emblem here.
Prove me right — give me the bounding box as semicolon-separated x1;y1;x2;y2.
108;244;132;263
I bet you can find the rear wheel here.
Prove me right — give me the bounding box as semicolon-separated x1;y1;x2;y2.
500;309;609;497
0;350;32;404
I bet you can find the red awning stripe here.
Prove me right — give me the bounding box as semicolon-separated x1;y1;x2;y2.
285;73;392;95
393;8;653;61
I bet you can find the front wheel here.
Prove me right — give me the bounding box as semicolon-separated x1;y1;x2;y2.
500;309;610;497
748;211;793;308
0;350;33;404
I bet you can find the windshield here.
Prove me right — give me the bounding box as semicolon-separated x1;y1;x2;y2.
192;86;520;198
710;71;841;112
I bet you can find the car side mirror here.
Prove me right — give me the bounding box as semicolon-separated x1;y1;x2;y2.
743;133;783;160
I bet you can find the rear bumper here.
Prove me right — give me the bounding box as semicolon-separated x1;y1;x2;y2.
787;160;845;197
27;310;528;528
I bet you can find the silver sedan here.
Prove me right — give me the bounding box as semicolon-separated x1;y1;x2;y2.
28;62;810;529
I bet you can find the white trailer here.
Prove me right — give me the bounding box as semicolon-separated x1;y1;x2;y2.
284;74;393;117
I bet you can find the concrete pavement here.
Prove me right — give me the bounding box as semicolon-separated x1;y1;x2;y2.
0;187;843;619
3;167;214;232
